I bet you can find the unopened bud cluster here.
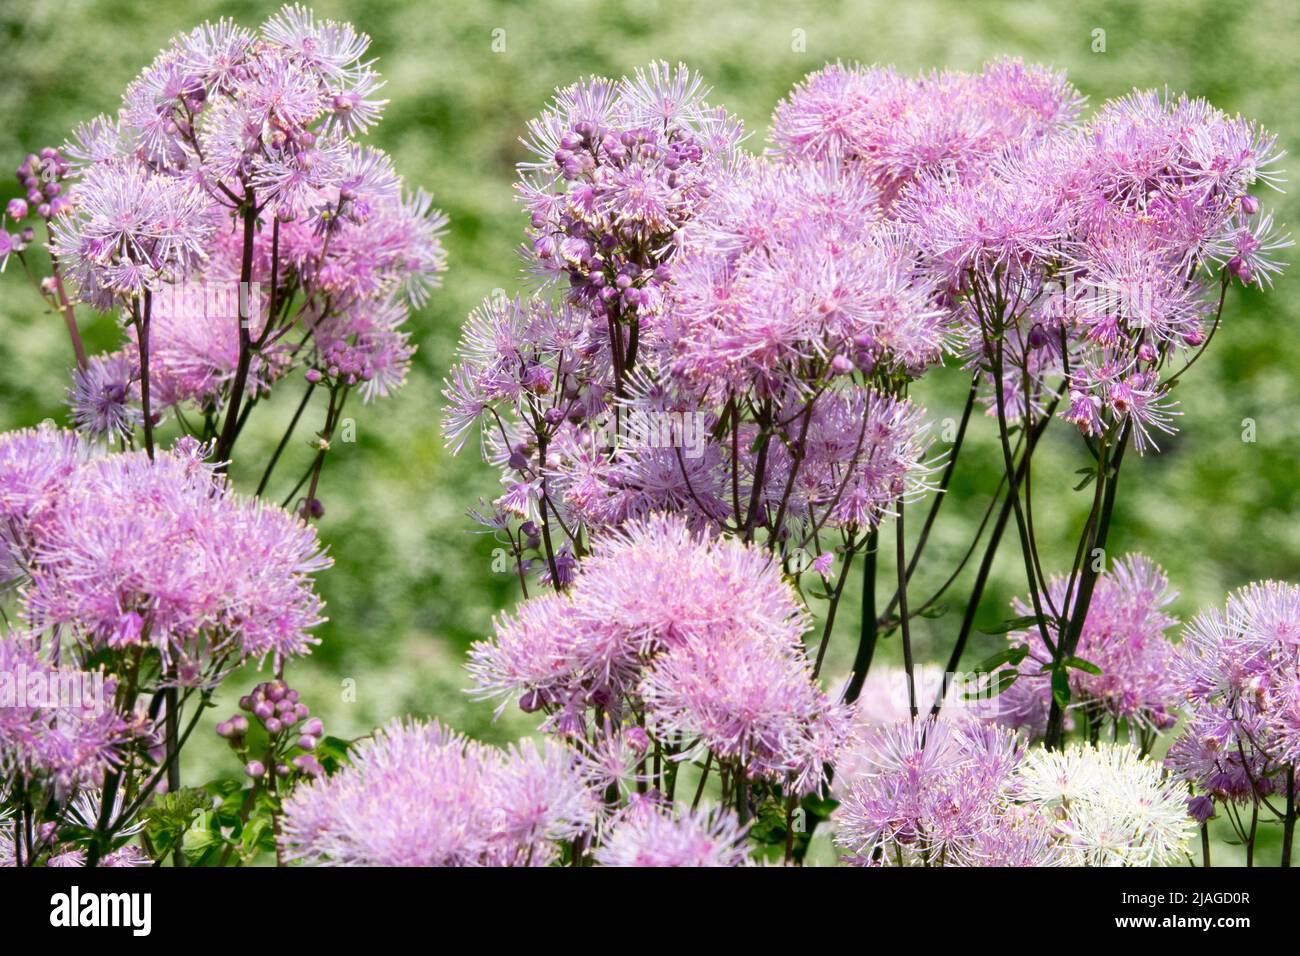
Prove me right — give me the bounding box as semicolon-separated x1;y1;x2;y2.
218;679;326;781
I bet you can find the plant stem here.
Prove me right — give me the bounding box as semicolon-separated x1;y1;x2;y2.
256;382;316;497
1246;802;1258;867
303;386;346;519
844;529;879;704
535;432;564;590
812;536;859;679
215;199;258;466
164;677;183;866
736;767;750;825
769;394;817;548
881;380;976;620
691;751;713;811
1043;427;1130;749
895;501;917;719
1283;766;1296;868
929;401;1056;718
742;411;772;541
50;257;87;369
989;318;1057;683
137;291;155;461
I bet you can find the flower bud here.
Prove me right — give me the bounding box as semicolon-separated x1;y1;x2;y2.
293;754;324;776
1187;795;1215;823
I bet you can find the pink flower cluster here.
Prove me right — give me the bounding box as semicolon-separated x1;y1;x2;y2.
898;88;1284;452
595;798;749;867
0;634;136;794
770;60;1083;203
517;62;743;327
42;4;446;443
468;513;848;795
662;158;946;398
2;429;330;681
996;554;1181;737
834;718;1050;866
279;718;596;866
1167;581;1300;811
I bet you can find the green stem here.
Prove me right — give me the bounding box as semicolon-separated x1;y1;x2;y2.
895;500;917;719
1283;767;1295;868
844;529;879;704
215;199;258;466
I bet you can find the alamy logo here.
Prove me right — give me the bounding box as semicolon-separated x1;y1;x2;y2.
153;280;262;326
0;667;105;714
49;886;152;936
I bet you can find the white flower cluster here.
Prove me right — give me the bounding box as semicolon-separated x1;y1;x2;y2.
1017;743;1194;866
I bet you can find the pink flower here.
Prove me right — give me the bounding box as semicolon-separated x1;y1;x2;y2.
279;718;597;866
595;802;749;867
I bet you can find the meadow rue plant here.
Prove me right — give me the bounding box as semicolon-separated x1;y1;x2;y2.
10;3;446;465
0;6;447;867
1166;582;1300;865
432;57;1292;868
2;29;1294;868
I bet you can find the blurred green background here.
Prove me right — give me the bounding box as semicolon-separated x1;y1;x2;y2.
2;0;1297;862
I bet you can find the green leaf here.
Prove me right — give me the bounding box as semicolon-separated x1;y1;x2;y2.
970;645;1029;674
919;603;949;619
181;824;217;861
316;735;357;774
962;668;1021;700
979;615;1042;636
747;803;790;846
801;794;839;819
241;816;275;855
142;788;213;858
1051;667;1072;708
1064;655;1102;676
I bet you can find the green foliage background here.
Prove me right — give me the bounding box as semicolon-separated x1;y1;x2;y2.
1;0;1297;862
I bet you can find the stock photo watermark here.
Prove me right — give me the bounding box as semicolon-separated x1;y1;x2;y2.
0;667;107;715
